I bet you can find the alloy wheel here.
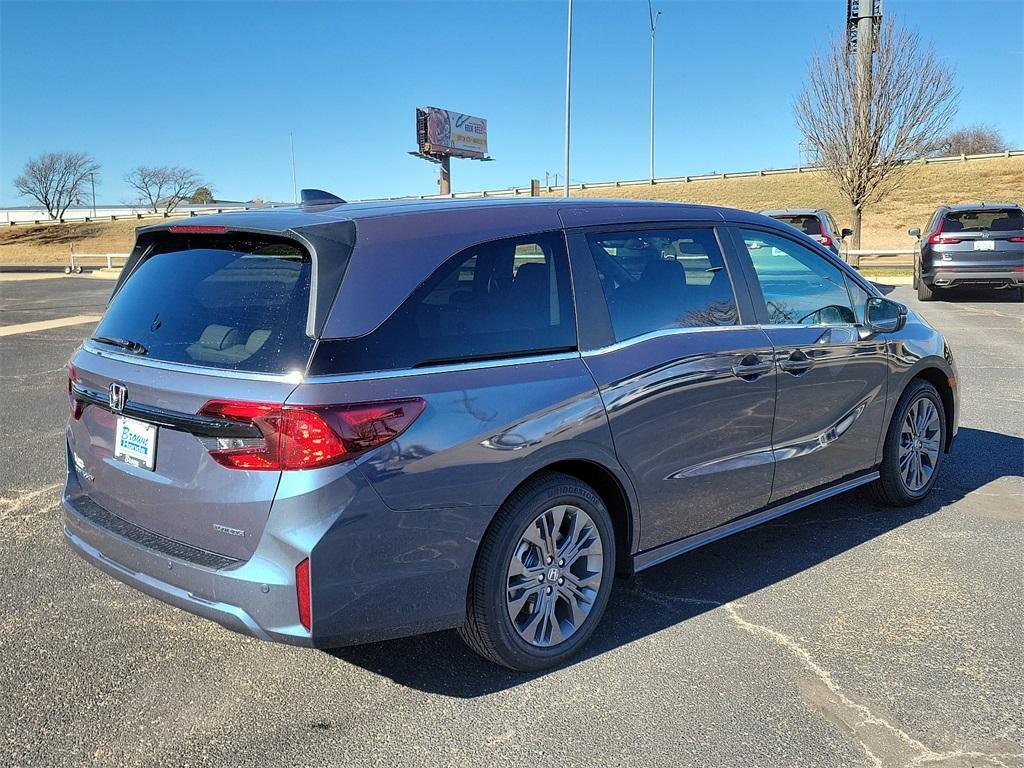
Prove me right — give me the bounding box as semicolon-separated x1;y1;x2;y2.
898;396;942;493
505;504;604;647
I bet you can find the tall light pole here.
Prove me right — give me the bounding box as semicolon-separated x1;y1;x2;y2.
648;0;661;184
563;0;573;198
289;132;298;204
90;172;96;217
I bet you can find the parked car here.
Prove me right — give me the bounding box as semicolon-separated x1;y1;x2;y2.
909;203;1024;301
759;208;853;255
64;196;959;671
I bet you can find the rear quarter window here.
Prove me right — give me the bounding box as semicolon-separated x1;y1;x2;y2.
93;235;313;373
309;231;577;375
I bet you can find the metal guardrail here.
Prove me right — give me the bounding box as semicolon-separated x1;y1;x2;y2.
5;203;292;228
842;247;917;269
66;251;129;274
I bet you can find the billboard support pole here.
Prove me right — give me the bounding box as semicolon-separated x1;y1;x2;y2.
563;0;573;198
439;156;451;196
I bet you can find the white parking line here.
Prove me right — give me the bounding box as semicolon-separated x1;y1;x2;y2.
0;315;101;337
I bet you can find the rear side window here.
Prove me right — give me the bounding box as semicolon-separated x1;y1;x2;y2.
309;231;576;374
586;228;738;342
942;208;1023;232
775;215;822;235
93;236;313;373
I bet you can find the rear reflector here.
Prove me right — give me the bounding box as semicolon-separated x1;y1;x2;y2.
167;225;227;234
296;558;311;631
198;398;426;470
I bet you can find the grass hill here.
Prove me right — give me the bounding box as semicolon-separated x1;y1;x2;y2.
1;156;1020;265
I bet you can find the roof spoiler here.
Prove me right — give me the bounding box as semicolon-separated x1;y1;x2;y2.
301;189;347;207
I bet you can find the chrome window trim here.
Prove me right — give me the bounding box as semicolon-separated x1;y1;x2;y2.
301;350;583;384
582;324;764;357
81;339;306;383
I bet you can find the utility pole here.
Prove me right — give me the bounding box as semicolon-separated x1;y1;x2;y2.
289;132;298;204
563;0;573;198
648;0;661;184
90;172;96;217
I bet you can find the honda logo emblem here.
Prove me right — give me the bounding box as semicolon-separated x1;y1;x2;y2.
108;382;127;413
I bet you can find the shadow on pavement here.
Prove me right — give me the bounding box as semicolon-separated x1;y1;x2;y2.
326;426;1022;697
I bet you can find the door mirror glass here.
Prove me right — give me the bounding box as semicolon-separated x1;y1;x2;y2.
865;296;906;334
908;227;921;238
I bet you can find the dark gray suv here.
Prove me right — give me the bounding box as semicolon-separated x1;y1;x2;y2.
910;203;1024;301
63;197;959;670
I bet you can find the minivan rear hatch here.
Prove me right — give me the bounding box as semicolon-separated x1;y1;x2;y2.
67;229;335;562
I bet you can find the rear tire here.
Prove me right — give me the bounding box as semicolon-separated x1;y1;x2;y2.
917;279;936;301
1004;286;1024;302
871;379;946;507
460;472;615;671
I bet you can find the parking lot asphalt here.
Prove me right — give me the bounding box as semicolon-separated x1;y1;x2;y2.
0;277;1021;768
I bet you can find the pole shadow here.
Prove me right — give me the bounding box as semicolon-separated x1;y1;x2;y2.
325;426;1022;697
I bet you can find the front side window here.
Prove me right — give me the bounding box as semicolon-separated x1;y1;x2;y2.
741;229;855;326
309;231;576;374
586;228;738;342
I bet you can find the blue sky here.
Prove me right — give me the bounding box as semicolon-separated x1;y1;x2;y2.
2;0;1022;205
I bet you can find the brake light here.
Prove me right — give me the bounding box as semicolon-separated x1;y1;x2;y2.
927;217;960;244
167;225;227;234
198;398;426;470
1009;236;1024;243
814;234;833;247
67;363;84;419
295;558;311;631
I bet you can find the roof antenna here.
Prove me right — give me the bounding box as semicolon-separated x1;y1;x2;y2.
300;189;347;207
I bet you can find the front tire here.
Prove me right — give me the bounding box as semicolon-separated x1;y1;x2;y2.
872;380;946;506
460;472;615;671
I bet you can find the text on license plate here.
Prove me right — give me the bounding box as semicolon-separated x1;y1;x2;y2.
974;240;995;251
114;417;157;470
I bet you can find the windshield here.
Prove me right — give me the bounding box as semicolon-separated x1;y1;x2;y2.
93;236;314;373
942;209;1024;233
775;215;822;235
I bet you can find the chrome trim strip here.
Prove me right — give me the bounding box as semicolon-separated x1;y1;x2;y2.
81;339;306;384
632;471;880;572
300;350;582;384
582;325;763;358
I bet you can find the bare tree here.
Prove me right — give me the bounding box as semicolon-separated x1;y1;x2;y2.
14;152;100;220
931;124;1007;157
795;19;958;249
124;165;206;213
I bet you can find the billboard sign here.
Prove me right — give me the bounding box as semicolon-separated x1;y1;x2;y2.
416;107;488;159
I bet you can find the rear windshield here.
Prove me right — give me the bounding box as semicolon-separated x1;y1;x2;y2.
93;236;313;373
942;209;1023;233
774;215;822;235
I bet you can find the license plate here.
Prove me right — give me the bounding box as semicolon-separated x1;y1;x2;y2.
114;417;157;470
974;240;995;251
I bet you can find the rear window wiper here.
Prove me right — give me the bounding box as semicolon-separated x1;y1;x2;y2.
91;335;149;355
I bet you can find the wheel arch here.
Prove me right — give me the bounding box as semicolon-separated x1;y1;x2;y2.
908;365;956;452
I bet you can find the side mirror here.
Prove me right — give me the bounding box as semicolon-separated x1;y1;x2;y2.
841;228;853;239
865;296;907;334
908;227;921;238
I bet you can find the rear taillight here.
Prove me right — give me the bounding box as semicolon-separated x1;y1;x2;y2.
814;234;833;247
67;363;84;419
295;558;311;631
198;398;426;470
1008;236;1024;243
927;218;960;244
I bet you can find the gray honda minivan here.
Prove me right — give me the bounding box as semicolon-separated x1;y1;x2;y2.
64;195;959;671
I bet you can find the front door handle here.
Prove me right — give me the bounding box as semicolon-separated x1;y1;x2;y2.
778;350;814;375
732;354;774;381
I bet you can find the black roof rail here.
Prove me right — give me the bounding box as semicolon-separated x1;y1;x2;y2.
301;189;347;207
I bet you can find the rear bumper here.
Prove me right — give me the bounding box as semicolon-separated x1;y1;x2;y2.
924;268;1024;288
63;444;488;648
63;490;314;646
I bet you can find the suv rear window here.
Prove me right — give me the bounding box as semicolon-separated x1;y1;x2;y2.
309;231;576;375
942;209;1023;232
93;235;313;373
774;215;822;235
